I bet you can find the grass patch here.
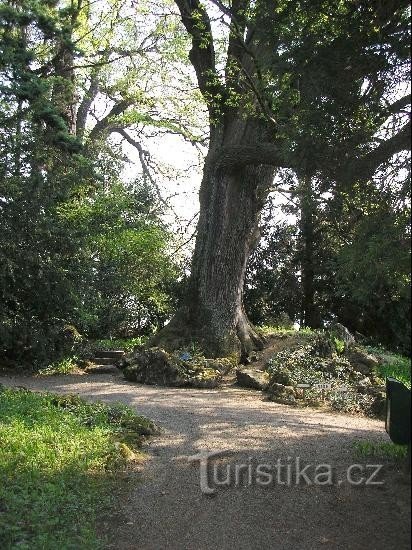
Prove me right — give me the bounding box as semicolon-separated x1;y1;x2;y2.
0;386;158;549
365;346;411;388
93;338;146;352
353;440;409;461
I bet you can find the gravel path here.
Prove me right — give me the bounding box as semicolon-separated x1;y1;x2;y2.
1;372;410;550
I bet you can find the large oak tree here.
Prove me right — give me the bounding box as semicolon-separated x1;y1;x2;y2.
152;0;410;358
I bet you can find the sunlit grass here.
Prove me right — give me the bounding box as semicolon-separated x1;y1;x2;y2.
0;387;157;549
353;440;408;461
93;337;146;352
365;346;411;388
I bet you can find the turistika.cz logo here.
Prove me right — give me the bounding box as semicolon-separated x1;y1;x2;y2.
185;450;384;495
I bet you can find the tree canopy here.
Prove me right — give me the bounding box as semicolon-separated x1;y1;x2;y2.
0;0;410;364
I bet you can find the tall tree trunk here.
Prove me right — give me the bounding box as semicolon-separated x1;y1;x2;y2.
298;177;321;328
152;0;279;358
52;43;77;135
152;121;274;358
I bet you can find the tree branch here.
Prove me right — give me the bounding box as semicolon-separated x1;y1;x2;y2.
385;94;411;115
110;127;171;212
76;70;99;139
354;120;411;179
174;0;224;115
88;99;132;140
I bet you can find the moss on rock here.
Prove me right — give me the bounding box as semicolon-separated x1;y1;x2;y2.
123;347;224;388
265;336;385;417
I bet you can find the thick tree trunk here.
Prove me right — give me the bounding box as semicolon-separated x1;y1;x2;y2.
299;177;321;329
52;44;77;135
152;121;275;359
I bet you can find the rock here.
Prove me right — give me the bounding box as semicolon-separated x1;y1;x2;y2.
206;358;235;375
269;367;292;386
243;352;259;364
267;382;296;403
236;368;269;390
356;377;372;394
369;392;386;417
123;347;222;388
123;347;186;386
330;323;356;347
311;334;335;358
354;331;367;343
365;385;386;397
189;368;222;388
345;347;379;375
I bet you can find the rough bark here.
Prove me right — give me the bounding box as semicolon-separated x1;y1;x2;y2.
152;119;274;359
298;178;321;329
148;2;276;358
52;41;77;135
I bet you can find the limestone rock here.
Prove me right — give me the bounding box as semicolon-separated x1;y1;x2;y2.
330;323;356;347
123;347;222;388
236;368;269;390
345;347;379;375
124;347;185;386
369;393;386;417
269;367;293;386
267;382;296;403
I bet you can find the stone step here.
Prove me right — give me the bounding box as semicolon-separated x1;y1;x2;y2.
94;350;125;359
91;356;119;365
85;365;119;374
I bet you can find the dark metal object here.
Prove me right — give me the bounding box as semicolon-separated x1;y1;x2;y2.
385;377;411;445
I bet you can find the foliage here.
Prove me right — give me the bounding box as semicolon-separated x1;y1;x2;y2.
329;392;379;416
0;2;182;366
365;347;411;388
0;0;410;362
267;345;352;387
0;386;157;549
266;334;386;415
247;178;411;353
92;338;146;353
245;204;300;326
38;356;80;376
334;338;345;355
121;345;237;388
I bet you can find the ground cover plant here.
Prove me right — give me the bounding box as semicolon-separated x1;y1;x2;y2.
0;386;158;549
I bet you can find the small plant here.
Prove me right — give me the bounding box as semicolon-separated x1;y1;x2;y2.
334;337;345;355
258;325;297;337
330;391;375;415
38;356;79;375
353;440;408;461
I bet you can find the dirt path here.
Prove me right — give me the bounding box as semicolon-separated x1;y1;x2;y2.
1;372;410;550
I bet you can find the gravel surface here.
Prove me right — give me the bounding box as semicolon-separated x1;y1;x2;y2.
1;372;410;550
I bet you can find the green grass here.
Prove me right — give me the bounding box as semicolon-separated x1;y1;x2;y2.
0;386;157;549
353;440;409;461
365;346;411;388
93;337;146;352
